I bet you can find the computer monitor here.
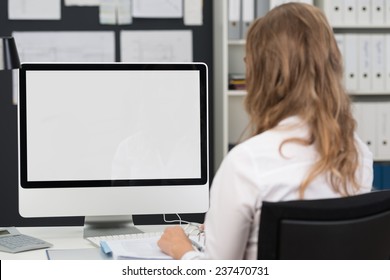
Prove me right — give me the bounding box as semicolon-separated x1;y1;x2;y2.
18;63;209;237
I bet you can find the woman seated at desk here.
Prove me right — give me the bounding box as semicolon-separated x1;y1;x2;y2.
158;2;373;259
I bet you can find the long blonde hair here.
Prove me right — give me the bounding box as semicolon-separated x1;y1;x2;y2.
244;3;359;197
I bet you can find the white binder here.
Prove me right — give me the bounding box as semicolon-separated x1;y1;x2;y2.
371;0;385;25
352;101;363;139
357;0;371;25
334;34;345;86
386;0;390;25
241;0;255;39
376;102;390;160
228;0;241;40
386;35;390;91
344;0;357;25
345;34;359;92
371;35;386;92
358;34;372;92
329;0;345;26
335;34;345;59
353;102;377;157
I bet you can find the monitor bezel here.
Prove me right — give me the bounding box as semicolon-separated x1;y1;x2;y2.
19;63;208;189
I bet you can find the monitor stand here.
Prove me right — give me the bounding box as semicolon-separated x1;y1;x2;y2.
83;215;143;238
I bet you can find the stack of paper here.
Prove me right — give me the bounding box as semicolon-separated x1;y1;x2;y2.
101;236;172;260
101;234;205;260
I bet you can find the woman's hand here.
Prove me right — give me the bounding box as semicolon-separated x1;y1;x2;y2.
157;226;194;259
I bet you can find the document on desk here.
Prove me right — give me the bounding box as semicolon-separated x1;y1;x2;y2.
101;236;172;260
46;248;111;260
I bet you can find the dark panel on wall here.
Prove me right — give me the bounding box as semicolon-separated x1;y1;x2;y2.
0;1;213;226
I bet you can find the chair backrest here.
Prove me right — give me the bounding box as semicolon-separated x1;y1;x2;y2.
258;190;390;259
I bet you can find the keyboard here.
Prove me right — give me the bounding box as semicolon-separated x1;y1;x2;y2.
87;231;164;247
0;234;52;253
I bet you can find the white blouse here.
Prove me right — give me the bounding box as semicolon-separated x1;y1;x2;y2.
183;116;373;260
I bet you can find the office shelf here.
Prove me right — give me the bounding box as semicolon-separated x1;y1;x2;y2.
213;1;390;170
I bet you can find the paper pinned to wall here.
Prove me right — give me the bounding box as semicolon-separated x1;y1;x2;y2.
11;31;115;105
184;0;203;26
117;0;132;24
120;30;192;62
99;0;117;24
64;0;100;6
99;0;132;25
132;0;183;18
8;0;61;20
13;31;115;62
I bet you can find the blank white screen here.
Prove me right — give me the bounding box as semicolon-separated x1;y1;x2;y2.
26;70;201;181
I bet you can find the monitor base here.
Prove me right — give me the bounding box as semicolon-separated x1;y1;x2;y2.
83;215;143;238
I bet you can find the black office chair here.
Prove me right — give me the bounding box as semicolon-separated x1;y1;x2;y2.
258;190;390;259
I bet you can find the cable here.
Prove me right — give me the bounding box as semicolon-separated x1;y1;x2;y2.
162;214;203;236
163;213;187;225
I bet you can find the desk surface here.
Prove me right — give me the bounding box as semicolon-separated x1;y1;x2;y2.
0;225;167;260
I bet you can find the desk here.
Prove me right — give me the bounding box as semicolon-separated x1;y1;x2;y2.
0;225;167;260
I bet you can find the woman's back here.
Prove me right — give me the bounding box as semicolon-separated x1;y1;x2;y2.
203;116;373;259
